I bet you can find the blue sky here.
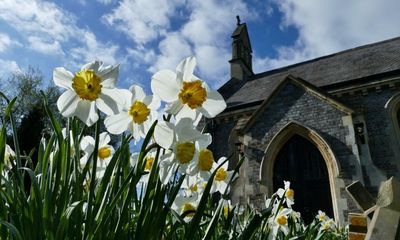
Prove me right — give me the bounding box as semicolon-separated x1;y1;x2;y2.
1;0;400;95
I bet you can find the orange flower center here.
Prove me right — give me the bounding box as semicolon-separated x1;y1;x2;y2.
178;80;207;109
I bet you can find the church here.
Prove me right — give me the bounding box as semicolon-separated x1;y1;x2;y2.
207;20;400;224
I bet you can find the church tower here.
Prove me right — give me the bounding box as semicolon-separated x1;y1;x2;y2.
230;16;253;81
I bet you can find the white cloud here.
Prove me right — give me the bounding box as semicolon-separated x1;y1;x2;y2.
0;33;11;52
0;33;22;52
148;33;193;72
254;0;400;72
70;31;119;65
0;0;119;65
106;0;257;88
0;59;20;78
97;0;115;5
102;0;185;44
28;36;64;56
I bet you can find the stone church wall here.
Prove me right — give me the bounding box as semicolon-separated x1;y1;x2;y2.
339;88;400;183
238;82;362;223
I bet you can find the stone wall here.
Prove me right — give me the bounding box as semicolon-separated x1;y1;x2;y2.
239;82;361;223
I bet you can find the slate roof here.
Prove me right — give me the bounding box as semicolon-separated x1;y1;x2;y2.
220;36;400;109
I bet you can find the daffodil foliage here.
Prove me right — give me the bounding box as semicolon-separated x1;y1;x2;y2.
0;57;347;239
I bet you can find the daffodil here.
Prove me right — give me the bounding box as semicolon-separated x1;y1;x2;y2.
3;144;15;169
270;208;292;238
210;157;234;194
155;118;207;181
130;149;157;184
320;218;335;231
187;133;214;179
54;60;128;126
151;56;226;121
182;174;206;197
104;84;160;141
277;180;295;208
172;193;199;222
80;132;115;179
316;210;330;222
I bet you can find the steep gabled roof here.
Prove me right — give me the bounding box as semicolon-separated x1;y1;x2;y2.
221;36;400;109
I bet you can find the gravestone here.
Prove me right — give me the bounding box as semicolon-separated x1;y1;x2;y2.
365;177;400;240
346;181;376;214
346;177;400;240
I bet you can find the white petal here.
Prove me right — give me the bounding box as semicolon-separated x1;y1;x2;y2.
57;90;80;117
165;100;183;115
129;85;146;101
80;153;90;168
98;64;119;88
197;133;212;149
130;153;139;167
154;121;175;149
99;132;110;146
151;70;180;102
175;118;201;142
75;100;98;126
81;136;95;153
82;61;101;72
53;67;73;89
176;56;196;82
175;105;197;121
198;91;226;118
97;88;123;115
104;112;131;135
143;95;160;110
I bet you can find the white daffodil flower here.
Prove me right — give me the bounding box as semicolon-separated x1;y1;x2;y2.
316;210;330;222
210;157;234;194
221;199;233;219
4;144;15;169
270;208;292;238
320;218;335;231
104;84;160;141
187;133;214;179
277;180;295;208
54;60;128;126
151;56;226;121
172;193;199;222
155;118;207;180
130;149;157;184
182;174;206;197
80;132;115;179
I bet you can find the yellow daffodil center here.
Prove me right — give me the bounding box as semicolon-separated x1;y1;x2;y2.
215;168;227;181
72;69;102;101
182;203;196;217
285;189;294;199
276;215;287;226
145;157;154;171
190;184;198;192
178;80;207;109
319;215;326;221
198;149;214;171
223;206;230;218
129;101;150;124
98;147;111;159
176;142;195;164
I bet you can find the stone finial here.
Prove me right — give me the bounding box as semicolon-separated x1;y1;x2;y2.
236;15;241;26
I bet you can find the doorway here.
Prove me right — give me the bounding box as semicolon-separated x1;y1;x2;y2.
273;134;334;223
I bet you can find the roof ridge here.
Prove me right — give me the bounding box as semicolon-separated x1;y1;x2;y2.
251;36;400;80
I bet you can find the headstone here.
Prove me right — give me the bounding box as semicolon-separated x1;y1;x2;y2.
365;177;400;240
346;181;376;214
348;213;368;240
365;207;400;240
